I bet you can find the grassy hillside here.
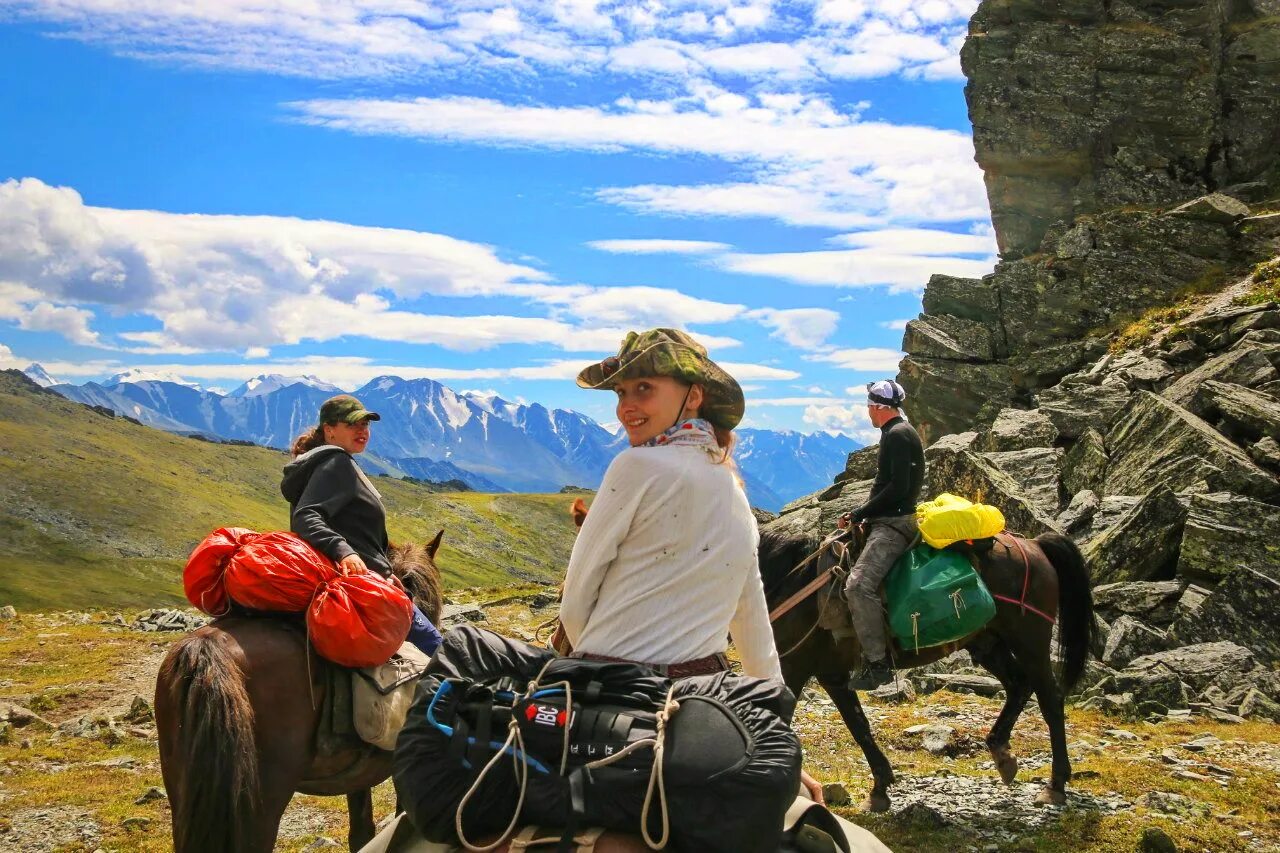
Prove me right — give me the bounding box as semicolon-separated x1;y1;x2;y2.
0;371;581;611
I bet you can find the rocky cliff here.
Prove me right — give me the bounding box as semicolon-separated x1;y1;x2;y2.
762;0;1280;726
901;0;1280;443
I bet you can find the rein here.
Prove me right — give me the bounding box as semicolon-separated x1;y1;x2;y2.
767;531;854;659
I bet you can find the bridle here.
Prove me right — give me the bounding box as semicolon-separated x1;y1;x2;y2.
766;528;857;658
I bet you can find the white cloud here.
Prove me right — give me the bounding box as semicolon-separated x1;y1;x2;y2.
802;402;880;442
750;395;848;407
807;347;904;372
879;318;911;330
830;227;997;256
744;307;840;350
718;247;993;291
586;239;731;254
7;0;976;85
290;92;987;230
720;361;801;381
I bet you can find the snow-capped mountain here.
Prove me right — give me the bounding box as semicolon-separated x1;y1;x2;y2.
22;363;59;388
106;368;205;389
229;374;345;398
47;373;860;506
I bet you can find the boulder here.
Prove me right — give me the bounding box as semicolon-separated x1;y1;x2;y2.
1093;581;1185;627
1170;568;1280;666
1176;492;1280;585
910;673;1004;698
1115;356;1175;390
835;445;880;483
1090;495;1140;539
1035;379;1131;440
1249;436;1280;472
982;446;1065;517
1112;668;1189;715
1162;346;1279;406
974;407;1059;452
1122;642;1258;693
899;356;1019;445
923;444;1060;536
1174;584;1211;622
1238;688;1280;723
1083;485;1187;585
1165;193;1251;224
1062;427;1107;495
1190;380;1280;443
1057;489;1099;536
1101;615;1170;669
920;273;999;320
440;604;486;627
1138;827;1179;853
1104;391;1280;502
0;605;15;620
903;315;999;361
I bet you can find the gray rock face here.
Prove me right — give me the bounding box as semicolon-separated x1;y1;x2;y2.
1058;488;1100;536
1062;427;1108;495
1162;345;1279;406
1093;581;1185;627
1036;379;1132;441
1084;485;1187;584
1166;193;1252;224
1190;380;1280;443
982;446;1065;517
1170;568;1280;666
1102;615;1171;668
975;407;1060;452
924;443;1060;536
836;445;880;483
1249;436;1280;472
1176;492;1280;584
903;315;999;362
899;356;1018;445
1123;641;1258;693
1104;391;1280;501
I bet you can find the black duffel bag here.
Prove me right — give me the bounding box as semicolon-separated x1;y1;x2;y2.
393;627;802;852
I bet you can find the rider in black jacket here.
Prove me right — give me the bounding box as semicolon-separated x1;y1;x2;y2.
283;394;442;657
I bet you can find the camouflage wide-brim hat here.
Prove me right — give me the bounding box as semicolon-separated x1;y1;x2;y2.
576;328;745;430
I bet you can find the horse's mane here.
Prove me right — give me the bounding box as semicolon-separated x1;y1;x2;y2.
389;542;444;626
757;524;822;593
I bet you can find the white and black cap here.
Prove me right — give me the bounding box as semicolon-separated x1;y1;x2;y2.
866;379;906;408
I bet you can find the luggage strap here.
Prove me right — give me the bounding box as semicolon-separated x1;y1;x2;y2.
511;824;606;852
989;533;1056;625
453;659;682;852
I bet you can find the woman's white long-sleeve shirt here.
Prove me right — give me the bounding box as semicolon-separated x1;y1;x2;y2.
559;444;783;681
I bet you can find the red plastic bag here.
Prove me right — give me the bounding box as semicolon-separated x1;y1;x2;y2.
184;527;258;616
224;531;338;612
308;573;413;668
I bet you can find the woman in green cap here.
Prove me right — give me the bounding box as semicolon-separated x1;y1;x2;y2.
560;328;823;801
283;394;442;656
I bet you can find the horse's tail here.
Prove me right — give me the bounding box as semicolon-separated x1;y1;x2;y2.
1035;531;1095;692
159;632;259;853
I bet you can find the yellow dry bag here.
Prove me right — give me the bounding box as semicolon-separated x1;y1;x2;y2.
916;493;1005;549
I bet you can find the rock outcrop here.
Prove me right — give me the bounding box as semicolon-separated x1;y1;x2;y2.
900;0;1280;444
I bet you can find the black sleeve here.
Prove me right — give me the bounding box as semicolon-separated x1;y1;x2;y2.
290;455;358;563
851;432;911;521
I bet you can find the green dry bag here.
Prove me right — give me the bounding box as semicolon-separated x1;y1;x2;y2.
884;544;996;652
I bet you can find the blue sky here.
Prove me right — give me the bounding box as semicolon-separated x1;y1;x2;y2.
0;1;994;439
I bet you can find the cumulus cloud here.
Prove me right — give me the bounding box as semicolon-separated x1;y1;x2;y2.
718;247;993;291
807;347;904;372
6;0;976;84
744;308;841;350
802;401;881;442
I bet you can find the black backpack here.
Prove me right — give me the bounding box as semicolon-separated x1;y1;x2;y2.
393;627;802;852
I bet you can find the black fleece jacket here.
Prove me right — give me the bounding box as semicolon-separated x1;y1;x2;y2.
850;416;925;522
280;446;392;576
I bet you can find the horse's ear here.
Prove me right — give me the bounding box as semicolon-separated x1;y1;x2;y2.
427;529;444;559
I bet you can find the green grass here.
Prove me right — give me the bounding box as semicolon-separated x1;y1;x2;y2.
0;372;582;611
1232;257;1280;307
1104;264;1229;354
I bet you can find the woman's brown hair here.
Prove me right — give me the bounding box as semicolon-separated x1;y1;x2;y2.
290;424;328;458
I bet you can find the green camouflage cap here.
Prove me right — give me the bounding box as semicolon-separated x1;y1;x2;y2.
319;394;380;425
576;328;745;430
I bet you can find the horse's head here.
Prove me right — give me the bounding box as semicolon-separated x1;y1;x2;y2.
389;530;444;625
570;498;588;529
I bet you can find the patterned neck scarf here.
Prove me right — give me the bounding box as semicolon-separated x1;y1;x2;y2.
643;417;718;448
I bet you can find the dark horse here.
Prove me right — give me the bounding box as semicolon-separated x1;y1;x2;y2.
154;533;446;853
759;525;1094;811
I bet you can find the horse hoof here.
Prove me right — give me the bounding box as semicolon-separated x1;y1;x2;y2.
861;793;891;814
1034;786;1066;807
995;755;1018;785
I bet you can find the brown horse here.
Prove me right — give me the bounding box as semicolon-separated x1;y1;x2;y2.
758;526;1094;812
155;533;446;853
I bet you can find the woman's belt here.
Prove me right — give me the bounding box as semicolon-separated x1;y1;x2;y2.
572;650;730;679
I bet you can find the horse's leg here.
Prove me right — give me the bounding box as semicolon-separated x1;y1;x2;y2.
816;673;895;813
248;712;315;851
968;640;1032;785
1025;657;1071;806
347;789;376;851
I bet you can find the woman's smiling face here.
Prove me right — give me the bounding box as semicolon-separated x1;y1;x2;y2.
324;418;372;454
614;375;704;447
